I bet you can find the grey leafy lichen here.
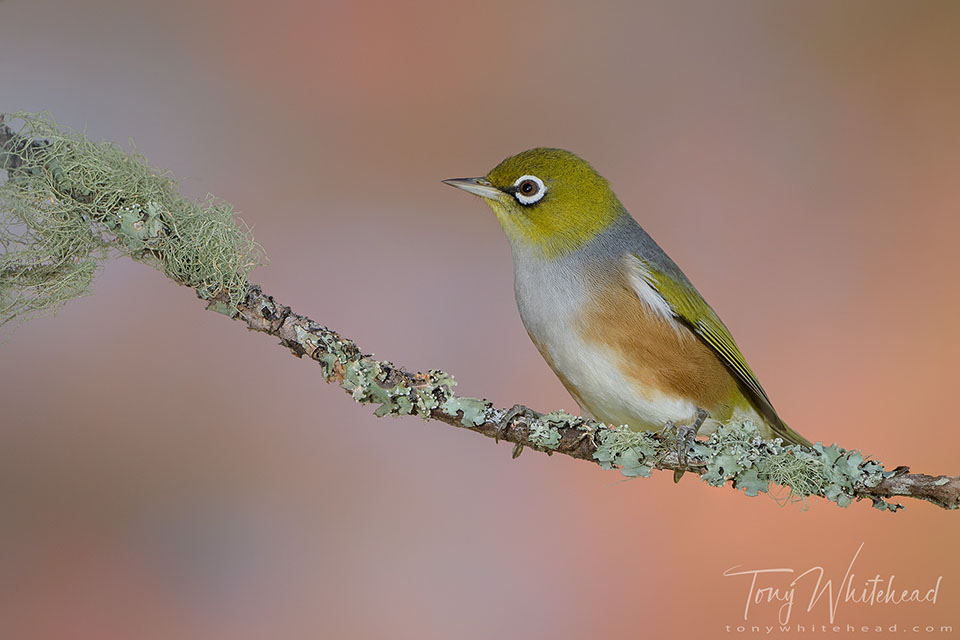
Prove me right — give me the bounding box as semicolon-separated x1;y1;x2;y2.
588;418;903;509
527;420;562;450
593;425;660;477
440;396;490;427
290;320;461;421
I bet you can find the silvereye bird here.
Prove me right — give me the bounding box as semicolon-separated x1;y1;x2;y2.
444;148;810;446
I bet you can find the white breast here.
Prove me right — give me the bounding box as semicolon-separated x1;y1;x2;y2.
512;251;698;429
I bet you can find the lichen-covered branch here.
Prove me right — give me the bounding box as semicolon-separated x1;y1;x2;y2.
0;111;262;325
2;112;958;512
212;285;958;512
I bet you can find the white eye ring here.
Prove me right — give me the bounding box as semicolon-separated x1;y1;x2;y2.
513;174;547;205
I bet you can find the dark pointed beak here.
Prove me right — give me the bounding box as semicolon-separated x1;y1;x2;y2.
442;177;501;200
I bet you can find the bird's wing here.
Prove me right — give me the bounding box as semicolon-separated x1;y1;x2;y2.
624;254;793;438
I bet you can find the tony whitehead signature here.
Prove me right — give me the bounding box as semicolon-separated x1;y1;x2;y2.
723;543;942;624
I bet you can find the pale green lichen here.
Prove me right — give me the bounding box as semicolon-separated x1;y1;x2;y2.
440;396;490;427
541;409;586;430
410;373;448;418
527;421;562;449
294;325;321;354
525;409;585;450
207;299;236;317
342;359;407;417
595;420;902;510
593;425;660;477
0;111;263;326
289;314;463;423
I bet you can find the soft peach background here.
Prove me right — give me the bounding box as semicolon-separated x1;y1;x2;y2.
1;1;958;638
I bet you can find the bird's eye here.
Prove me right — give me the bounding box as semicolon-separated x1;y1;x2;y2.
513;175;546;205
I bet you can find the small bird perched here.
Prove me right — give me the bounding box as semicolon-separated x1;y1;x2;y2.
444;148;809;447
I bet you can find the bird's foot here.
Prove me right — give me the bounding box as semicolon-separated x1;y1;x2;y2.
665;408;708;482
497;404;536;458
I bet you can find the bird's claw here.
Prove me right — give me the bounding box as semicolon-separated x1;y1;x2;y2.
666;408;708;482
497;403;535;446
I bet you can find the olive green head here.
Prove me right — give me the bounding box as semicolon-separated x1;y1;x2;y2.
443;148;624;259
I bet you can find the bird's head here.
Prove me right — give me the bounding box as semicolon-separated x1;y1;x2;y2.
444;148;624;259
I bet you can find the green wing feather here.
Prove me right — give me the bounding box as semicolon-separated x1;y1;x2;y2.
629;255;809;446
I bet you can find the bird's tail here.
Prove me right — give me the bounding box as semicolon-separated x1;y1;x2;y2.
769;417;812;447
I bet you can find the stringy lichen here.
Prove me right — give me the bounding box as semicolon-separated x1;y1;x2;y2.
0;111;262;327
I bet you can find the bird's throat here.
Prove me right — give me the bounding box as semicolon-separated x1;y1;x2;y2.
485;198;625;260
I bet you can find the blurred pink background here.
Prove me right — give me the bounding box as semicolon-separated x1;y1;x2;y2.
1;1;959;638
